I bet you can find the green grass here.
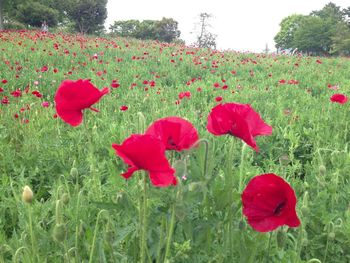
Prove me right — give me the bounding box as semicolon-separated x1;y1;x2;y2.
0;30;350;262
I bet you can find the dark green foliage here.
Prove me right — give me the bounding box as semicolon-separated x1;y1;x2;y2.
109;17;181;43
66;0;107;34
275;2;350;55
15;1;59;27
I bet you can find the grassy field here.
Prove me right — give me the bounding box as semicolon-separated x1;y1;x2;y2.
0;30;350;263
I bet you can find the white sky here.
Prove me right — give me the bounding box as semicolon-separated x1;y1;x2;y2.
105;0;349;52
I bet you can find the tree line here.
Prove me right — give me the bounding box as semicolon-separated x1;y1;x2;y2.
0;0;107;34
274;2;350;55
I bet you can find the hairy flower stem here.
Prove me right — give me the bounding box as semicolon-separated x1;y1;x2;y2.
164;188;180;261
264;232;273;263
238;143;247;193
26;204;39;262
140;176;148;263
88;210;107;263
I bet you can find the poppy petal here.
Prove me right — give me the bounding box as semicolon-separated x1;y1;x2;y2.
56;106;83;127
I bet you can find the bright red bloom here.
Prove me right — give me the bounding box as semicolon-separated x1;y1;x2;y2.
146;116;199;151
41;65;48;72
242;173;300;232
207;103;272;152
54;79;109;126
120;105;128;111
1;79;8;84
215;96;223;102
112;134;177;187
330;93;348;104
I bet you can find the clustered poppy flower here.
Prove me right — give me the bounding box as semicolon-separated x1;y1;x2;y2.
145;116;199;151
241;173;300;232
207;103;272;152
54;79;109;126
112;134;177;187
113;117;199;187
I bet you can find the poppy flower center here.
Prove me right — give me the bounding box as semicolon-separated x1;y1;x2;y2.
273;199;287;216
167;137;177;147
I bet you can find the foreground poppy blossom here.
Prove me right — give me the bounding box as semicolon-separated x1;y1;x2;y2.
330;93;348;104
242;173;300;232
207;103;272;152
146;117;199;151
54;79;109;126
112;134;177;187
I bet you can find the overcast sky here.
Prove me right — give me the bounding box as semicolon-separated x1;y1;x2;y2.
105;0;349;53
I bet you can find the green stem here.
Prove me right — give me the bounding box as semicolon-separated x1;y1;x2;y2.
74;191;82;263
88;210;108;263
264;232;273;263
164;203;176;261
295;223;303;263
13;247;30;263
140;176;148;263
238;143;247;193
323;236;330;263
27;204;38;262
156;217;166;263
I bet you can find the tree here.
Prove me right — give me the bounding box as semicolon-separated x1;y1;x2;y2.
195;13;217;49
0;0;3;29
274;14;304;50
154;18;180;43
15;1;59;27
109;18;181;43
311;2;344;23
331;22;350;55
293;16;333;55
66;0;107;34
109;20;140;38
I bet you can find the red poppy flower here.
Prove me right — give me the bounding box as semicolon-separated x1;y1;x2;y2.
207;103;272;152
241;173;300;232
120;105;128;111
146;116;199;151
330;93;348;104
112;134;177;187
54;79;109;126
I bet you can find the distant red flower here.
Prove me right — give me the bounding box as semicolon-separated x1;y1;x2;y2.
41;65;48;72
327;84;339;90
146;116;199;151
215;96;223;102
1;79;8;84
330;93;348;104
111;82;120;88
120;105;128;111
54;79;109;126
112;134;177;187
0;87;4;92
10;89;22;97
42;101;50;108
278;79;286;84
207;103;272;152
1;96;9;104
316;59;322;64
242;173;300;232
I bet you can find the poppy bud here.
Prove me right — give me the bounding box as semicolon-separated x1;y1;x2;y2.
53;224;66;242
328;232;335;240
70;167;78;178
61;193;69;205
22;185;33;203
319;165;326;176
